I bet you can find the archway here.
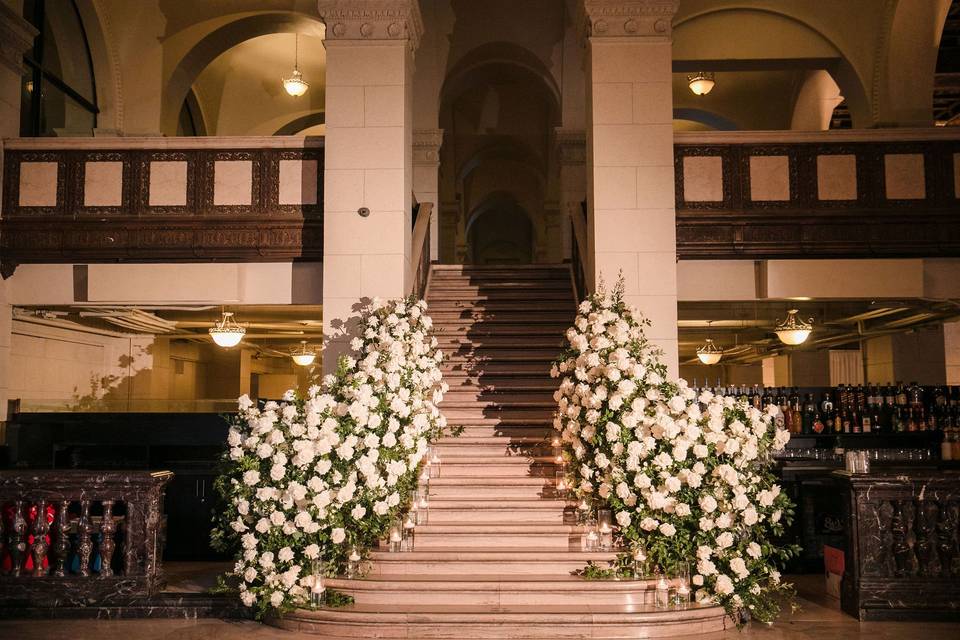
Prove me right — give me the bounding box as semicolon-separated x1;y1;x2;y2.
438;44;561;264
466;199;534;265
161;13;325;136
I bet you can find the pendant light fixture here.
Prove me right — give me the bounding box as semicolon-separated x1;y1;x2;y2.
282;34;309;97
290;340;316;366
687;72;715;96
774;309;814;346
696;322;724;365
209;310;246;348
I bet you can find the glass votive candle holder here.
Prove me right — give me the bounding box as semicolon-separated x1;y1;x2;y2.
402;513;416;551
417;496;429;525
654;572;670;609
346;546;361;578
310;559;326;607
555;470;568;496
584;516;599;552
429;451;442;477
632;546;648;579
389;522;403;552
674;580;691;608
597;510;613;550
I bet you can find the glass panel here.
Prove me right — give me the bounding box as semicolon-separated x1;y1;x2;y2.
37;80;95;136
41;0;96;104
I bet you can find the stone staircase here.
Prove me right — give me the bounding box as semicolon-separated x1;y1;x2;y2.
272;264;728;638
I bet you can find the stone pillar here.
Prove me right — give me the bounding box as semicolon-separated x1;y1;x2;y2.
579;0;679;376
555;128;586;264
413;129;443;258
0;5;37;426
317;0;422;372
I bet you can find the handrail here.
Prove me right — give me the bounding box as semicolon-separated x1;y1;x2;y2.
410;202;433;299
570;201;589;303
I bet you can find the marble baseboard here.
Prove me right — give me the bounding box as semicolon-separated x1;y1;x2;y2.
0;593;248;620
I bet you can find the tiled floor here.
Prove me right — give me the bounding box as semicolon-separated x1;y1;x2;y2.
2;574;958;639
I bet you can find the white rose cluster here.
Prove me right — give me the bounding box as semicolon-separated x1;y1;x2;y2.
552;283;796;623
213;297;448;617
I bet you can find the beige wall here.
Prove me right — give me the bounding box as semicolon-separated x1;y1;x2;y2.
945;322;960;386
864;328;948;385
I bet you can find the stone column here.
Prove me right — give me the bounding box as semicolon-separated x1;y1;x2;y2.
0;4;37;426
578;0;679;376
317;0;422;372
413;129;443;258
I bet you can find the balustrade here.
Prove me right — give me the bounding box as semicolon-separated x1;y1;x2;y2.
0;470;172;606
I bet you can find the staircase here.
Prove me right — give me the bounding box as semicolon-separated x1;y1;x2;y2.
272;265;728;638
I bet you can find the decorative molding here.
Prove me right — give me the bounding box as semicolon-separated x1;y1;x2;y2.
412;129;444;165
555;128;586;165
317;0;424;51
577;0;679;40
0;4;37;74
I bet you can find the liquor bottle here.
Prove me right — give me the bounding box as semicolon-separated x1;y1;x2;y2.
851;409;861;434
692;378;699;395
893;406;905;432
802;393;817;435
812;411;826;434
907;408;918;432
841;409;852;434
895;381;908;408
883;383;895;409
861;407;872;433
752;384;762;409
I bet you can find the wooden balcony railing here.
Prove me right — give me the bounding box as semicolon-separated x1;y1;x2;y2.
1;136;323;275
674;129;960;259
0;470;173;606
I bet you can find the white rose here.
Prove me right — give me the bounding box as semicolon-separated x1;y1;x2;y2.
331;527;346;544
616;511;631;527
659;522;676;536
715;574;734;595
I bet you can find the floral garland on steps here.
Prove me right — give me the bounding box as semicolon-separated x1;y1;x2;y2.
551;281;798;624
211;297;447;618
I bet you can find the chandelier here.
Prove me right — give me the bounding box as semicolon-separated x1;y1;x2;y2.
290;340;316;366
209;311;246;348
696;338;724;365
774;309;814;346
282;34;309;97
687;72;715;96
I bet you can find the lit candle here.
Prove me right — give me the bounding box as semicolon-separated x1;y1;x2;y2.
349;549;361;563
676;582;691;608
552;437;560;447
312;575;325;594
310;573;325;607
655;575;670;609
585;530;599;552
578;499;589;511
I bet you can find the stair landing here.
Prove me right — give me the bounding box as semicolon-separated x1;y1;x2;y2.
270;265;727;638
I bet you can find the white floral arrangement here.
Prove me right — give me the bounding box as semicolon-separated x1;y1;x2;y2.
552;281;797;623
211;297;448;618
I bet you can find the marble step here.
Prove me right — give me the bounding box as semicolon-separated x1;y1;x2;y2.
430;264;570;277
365;549;616;577
441;361;552;375
429;310;574;323
436;459;558;477
428;476;560;500
270;602;729;638
432;436;553;456
440;416;553;427
427;499;572;524
326;574;670;607
428;280;573;292
443;383;556;406
437;336;564;348
427;300;576;312
427;291;573;302
441;408;555;424
443;381;558;393
413;524;583;550
451;425;555;439
433;325;569;336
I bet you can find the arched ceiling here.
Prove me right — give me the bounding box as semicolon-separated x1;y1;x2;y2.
191;32;325;136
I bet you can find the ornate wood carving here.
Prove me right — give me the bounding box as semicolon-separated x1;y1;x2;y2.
1;145;325;265
675;138;960;259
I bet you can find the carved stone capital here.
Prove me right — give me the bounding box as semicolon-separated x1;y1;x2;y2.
413;129;444;165
576;0;678;40
317;0;423;51
0;4;37;74
555;128;586;165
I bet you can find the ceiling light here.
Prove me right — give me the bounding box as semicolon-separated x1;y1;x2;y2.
774;309;813;346
209;311;246;348
696;338;724;365
282;34;309;97
687;72;715;96
291;340;316;366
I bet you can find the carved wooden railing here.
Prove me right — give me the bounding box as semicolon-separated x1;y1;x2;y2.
674;129;960;259
0;470;173;606
835;470;960;621
410;202;433;299
0;137;323;275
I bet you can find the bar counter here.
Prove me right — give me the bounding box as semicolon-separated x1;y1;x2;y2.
832;469;960;621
